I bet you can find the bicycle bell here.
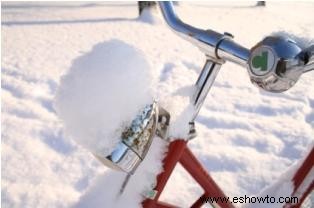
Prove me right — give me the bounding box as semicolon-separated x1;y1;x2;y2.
247;36;305;92
94;102;170;174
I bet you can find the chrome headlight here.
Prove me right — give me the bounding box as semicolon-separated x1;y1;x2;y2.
94;102;170;174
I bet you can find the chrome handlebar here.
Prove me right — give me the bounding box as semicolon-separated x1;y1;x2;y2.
159;2;313;96
159;2;250;66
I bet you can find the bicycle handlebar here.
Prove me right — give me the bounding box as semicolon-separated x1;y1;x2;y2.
158;2;250;66
158;2;313;93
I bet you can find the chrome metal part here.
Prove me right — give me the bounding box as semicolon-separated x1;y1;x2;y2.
158;2;250;66
301;45;314;73
192;59;221;120
247;36;306;92
188;122;197;140
119;173;132;195
158;2;313;94
94;103;171;196
94;102;171;174
156;106;171;141
95;103;158;173
217;38;250;67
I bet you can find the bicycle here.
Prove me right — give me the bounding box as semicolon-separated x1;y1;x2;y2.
86;2;314;208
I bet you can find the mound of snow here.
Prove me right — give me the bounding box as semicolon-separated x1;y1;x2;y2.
54;39;154;156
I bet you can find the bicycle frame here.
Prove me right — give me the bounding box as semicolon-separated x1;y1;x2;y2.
142;2;314;208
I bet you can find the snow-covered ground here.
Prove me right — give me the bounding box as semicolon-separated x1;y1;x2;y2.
2;2;314;208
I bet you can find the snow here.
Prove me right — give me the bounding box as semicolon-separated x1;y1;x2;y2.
245;146;314;208
75;136;167;208
2;2;314;208
54;39;154;156
138;7;161;25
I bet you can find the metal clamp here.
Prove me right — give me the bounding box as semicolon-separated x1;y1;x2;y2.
214;32;234;62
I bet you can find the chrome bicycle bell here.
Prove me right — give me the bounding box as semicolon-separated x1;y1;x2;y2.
94;102;170;174
247;36;304;92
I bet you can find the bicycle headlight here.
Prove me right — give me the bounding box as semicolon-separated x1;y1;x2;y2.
94;102;170;173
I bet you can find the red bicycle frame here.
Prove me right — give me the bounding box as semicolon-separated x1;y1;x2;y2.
142;2;314;207
142;140;313;208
